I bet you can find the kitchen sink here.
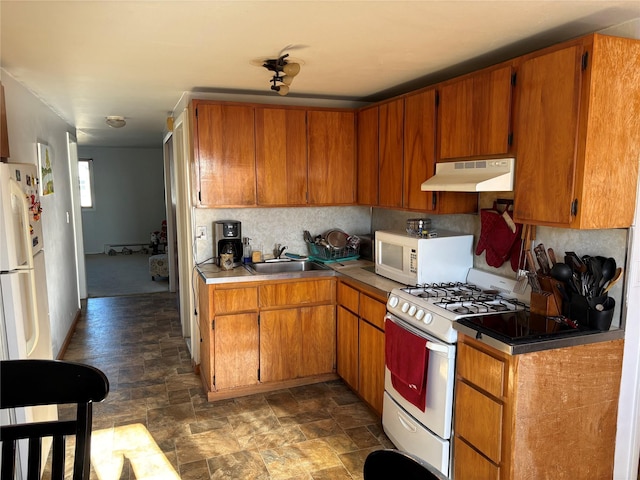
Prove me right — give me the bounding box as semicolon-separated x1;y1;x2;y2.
247;260;330;274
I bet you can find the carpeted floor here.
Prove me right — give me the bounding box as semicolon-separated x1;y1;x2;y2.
85;253;169;297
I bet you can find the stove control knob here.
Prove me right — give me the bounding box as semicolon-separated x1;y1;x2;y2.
388;296;399;308
422;312;433;325
401;302;410;313
408;305;417;316
415;309;425;321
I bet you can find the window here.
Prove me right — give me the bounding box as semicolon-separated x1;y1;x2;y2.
78;159;95;208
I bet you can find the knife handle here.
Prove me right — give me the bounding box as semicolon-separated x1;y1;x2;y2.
525;250;537;272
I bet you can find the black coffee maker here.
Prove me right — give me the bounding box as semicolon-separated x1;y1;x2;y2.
213;220;242;267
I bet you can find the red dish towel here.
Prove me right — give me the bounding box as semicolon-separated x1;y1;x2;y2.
385;319;429;410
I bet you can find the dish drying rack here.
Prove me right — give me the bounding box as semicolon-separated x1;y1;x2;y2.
305;241;360;263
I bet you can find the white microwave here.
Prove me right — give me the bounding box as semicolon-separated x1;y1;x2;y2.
375;230;474;285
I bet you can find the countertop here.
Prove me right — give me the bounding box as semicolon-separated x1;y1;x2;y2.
197;258;403;293
453;320;624;355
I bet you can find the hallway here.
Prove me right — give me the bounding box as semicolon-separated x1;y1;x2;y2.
61;293;392;479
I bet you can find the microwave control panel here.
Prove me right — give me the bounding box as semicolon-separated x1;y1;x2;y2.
410;248;417;274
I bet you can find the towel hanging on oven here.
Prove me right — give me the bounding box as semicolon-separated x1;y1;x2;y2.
475;200;522;271
385;319;429;411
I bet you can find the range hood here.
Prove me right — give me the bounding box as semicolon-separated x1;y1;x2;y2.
421;158;515;192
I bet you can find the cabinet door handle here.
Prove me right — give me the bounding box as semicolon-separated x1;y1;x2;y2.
397;411;417;433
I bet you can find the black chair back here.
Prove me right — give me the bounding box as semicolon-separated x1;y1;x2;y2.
363;449;449;480
0;360;109;480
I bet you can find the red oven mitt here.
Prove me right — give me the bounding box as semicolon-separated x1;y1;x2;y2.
475;202;522;269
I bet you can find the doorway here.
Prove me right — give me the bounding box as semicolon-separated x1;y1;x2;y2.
73;146;170;299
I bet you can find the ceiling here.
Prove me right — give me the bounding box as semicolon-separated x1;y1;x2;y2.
1;1;639;148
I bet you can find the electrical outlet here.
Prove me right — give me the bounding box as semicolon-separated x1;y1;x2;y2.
196;226;206;239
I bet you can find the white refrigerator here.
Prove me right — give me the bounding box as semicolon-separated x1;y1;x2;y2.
0;162;57;477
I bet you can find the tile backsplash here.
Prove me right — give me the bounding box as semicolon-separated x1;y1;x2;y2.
194;206;371;263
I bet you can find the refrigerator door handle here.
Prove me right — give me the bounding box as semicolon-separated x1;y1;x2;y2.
10;178;40;355
19;269;40;356
10;179;34;270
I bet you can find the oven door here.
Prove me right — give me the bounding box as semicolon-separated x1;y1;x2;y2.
383;313;456;439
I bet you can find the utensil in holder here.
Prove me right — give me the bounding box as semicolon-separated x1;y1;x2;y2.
569;295;615;331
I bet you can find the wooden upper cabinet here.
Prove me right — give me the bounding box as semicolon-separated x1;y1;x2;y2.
438;64;514;160
356;106;379;206
307;110;356;205
513;34;640;229
403;89;436;211
512;45;582;227
405;88;478;214
378;99;404;208
193;101;256;207
255;107;308;206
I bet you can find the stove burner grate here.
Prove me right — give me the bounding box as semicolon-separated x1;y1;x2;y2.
434;296;528;315
403;282;483;299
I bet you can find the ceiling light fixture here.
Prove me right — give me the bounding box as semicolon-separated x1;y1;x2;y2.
105;116;126;128
262;54;301;96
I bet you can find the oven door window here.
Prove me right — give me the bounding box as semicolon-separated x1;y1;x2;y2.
380;242;403;271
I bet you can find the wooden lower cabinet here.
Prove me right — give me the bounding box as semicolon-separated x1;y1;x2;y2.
337;306;359;390
358;320;385;414
260;304;336;382
336;279;386;415
198;276;337;401
300;305;336;377
214;313;259;390
454;334;624;479
260;309;300;382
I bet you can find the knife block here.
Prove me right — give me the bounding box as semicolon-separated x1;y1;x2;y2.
530;275;564;317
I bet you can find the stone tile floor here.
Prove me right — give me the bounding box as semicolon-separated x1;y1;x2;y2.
59;292;393;479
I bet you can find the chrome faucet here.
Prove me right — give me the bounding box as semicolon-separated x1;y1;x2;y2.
274;244;287;259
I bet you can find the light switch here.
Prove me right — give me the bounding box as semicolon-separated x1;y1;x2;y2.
196;226;206;239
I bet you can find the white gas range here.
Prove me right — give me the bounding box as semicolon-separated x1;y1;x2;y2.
382;268;530;478
386;268;531;343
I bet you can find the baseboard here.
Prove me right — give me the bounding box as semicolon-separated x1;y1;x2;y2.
103;243;150;254
57;307;82;360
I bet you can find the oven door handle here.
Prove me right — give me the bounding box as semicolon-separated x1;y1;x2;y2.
426;341;448;354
